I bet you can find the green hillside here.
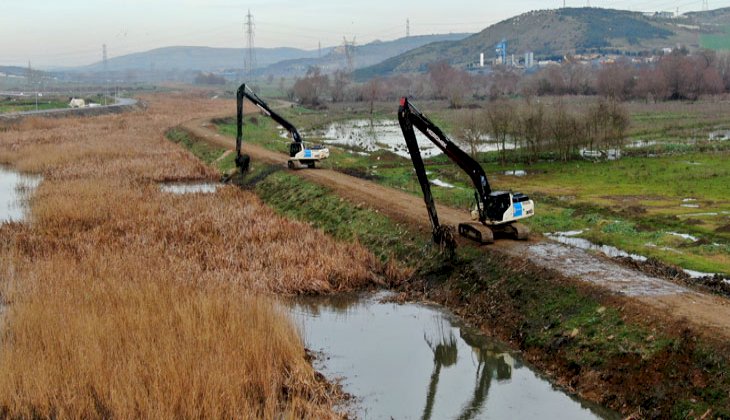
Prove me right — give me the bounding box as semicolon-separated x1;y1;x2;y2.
355;7;707;79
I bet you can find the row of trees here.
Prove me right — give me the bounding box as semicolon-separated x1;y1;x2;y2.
286;49;730;107
455;98;630;163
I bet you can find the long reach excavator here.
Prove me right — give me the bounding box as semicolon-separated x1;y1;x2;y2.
398;97;534;245
235;83;329;172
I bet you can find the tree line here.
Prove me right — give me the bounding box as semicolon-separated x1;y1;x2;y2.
286;49;730;108
455;98;629;163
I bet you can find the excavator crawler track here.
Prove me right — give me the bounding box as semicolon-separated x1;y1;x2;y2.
458;222;494;244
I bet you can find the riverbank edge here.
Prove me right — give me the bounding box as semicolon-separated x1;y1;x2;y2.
170;125;730;419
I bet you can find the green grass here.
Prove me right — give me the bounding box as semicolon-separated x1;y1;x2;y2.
0;100;68;114
701;25;730;50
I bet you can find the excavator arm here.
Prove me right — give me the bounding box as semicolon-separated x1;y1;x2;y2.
235;83;305;171
398;97;533;245
398;97;491;224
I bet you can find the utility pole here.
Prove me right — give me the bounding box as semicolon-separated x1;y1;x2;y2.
406;18;410;37
343;37;356;73
102;44;108;106
244;9;256;76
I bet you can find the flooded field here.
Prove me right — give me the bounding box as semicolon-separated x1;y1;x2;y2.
290;292;617;419
0;166;41;223
309;119;512;158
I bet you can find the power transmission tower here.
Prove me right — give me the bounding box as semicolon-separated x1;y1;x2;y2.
244;9;256;76
586;0;591;7
318;41;322;58
703;0;709;11
406;19;410;37
102;44;108;71
563;0;566;8
342;37;356;73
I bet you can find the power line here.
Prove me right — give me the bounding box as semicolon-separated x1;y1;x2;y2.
244;9;256;76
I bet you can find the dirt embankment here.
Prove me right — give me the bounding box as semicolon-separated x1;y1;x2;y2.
181;116;730;342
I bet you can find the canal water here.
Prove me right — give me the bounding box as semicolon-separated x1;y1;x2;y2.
290;292;618;419
0;165;41;223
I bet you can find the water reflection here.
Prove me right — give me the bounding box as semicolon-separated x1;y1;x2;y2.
289;292;617;419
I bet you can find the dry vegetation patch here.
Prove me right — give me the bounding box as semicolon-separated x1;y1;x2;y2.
0;93;386;417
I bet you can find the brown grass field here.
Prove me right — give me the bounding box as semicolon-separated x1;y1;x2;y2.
0;93;390;418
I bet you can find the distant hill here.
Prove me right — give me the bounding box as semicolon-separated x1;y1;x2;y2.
0;66;31;77
686;7;730;50
77;46;333;73
73;33;471;76
354;7;713;78
257;33;471;77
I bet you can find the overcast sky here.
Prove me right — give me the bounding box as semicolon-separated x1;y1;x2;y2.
1;0;727;67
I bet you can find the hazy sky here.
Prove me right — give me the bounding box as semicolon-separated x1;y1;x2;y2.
1;0;728;67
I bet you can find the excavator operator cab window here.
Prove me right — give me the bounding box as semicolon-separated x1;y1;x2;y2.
289;142;303;157
486;191;512;221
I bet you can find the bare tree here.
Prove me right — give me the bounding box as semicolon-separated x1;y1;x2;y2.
519;100;547;163
427;61;472;108
331;69;351;103
455;109;488;158
292;66;330;107
362;78;384;116
548;101;580;161
486;100;515;165
596;60;637;100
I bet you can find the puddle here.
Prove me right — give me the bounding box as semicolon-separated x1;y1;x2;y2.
626;139;657;148
159;182;221;194
708;130;730;141
667;232;698;242
682;198;697;202
546;233;647;262
430;179;456;188
579;148;621;160
684;269;718;279
547;231;719;280
290;292;617;419
0;166;41;223
681;204;700;208
503;170;527;176
310;119;513;158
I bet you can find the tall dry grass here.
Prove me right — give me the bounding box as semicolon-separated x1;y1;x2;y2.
0;93;387;418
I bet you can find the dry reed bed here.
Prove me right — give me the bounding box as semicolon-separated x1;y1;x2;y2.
0;94;386;418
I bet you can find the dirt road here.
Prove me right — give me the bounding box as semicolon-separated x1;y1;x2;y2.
181;117;730;338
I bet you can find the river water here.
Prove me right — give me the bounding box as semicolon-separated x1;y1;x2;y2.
290;292;618;419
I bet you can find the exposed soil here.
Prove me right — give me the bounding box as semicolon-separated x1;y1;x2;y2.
181;116;730;341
